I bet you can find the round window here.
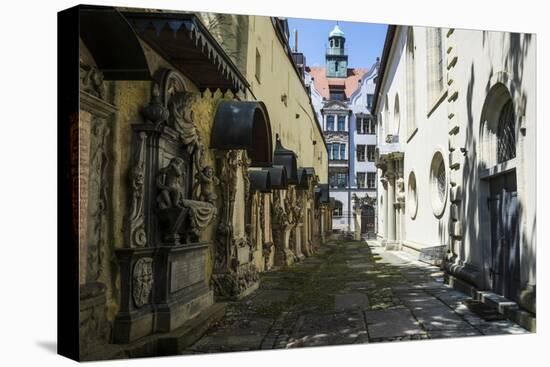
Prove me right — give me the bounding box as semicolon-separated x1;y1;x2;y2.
430;151;447;217
408;171;418;219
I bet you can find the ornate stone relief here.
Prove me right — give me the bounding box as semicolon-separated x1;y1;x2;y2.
156;158;216;242
212;149;259;299
128;132;148;247
86;116;110;282
272;189;295;266
132;257;154;308
80;62;106;100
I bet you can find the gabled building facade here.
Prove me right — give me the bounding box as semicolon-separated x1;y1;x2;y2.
306;24;379;236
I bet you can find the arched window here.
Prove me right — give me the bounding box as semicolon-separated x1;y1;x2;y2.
426;27;444;107
480;81;518;168
406;27;416;138
497;99;516;163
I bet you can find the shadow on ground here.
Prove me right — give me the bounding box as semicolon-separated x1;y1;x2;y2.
185;240;529;354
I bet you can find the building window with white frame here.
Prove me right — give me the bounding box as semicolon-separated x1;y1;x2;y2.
339;143;346;159
357;172;366;188
357;144;366;161
331;143;339;160
357;116;365;134
367;117;376;134
367;172;376;189
326;115;335;131
367;145;375;162
337;115;346;131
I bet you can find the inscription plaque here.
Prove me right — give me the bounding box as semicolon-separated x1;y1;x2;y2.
170;251;205;293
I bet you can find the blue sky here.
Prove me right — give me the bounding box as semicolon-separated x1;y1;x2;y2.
287;18;388;69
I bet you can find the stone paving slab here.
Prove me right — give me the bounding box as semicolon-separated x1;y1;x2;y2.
292;311;365;334
287;330;369;348
364;308;426;339
344;280;376;291
411;306;473;330
335;293;370;310
250;290;292;305
428;327;482;339
190;318;273;352
185;240;530;353
477;320;530;335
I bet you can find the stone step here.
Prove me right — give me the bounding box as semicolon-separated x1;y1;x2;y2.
401;241;446;266
446;274;536;332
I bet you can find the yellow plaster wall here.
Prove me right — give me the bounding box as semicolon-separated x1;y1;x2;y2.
245;16;327;183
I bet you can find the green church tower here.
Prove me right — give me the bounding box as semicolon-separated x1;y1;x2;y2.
326;24;348;78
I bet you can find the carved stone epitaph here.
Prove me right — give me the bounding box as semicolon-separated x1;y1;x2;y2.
115;69;218;342
212;150;259;299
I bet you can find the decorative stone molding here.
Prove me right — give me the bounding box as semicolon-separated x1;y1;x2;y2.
132;257;154;308
128;132;148;248
86;116;110;282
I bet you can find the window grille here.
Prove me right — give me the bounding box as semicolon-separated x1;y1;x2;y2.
497;99;516;163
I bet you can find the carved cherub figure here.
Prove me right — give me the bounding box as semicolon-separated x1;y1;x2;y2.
194;166;219;204
156;158;186;209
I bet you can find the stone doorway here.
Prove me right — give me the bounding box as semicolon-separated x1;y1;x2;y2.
487;170;520;300
361;205;375;234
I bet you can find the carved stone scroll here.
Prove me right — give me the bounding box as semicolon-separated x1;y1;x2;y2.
128;132;148;247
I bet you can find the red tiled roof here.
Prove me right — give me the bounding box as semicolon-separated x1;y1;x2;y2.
308;67;369;100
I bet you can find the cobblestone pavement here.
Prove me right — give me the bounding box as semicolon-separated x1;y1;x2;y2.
184;240;529;354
